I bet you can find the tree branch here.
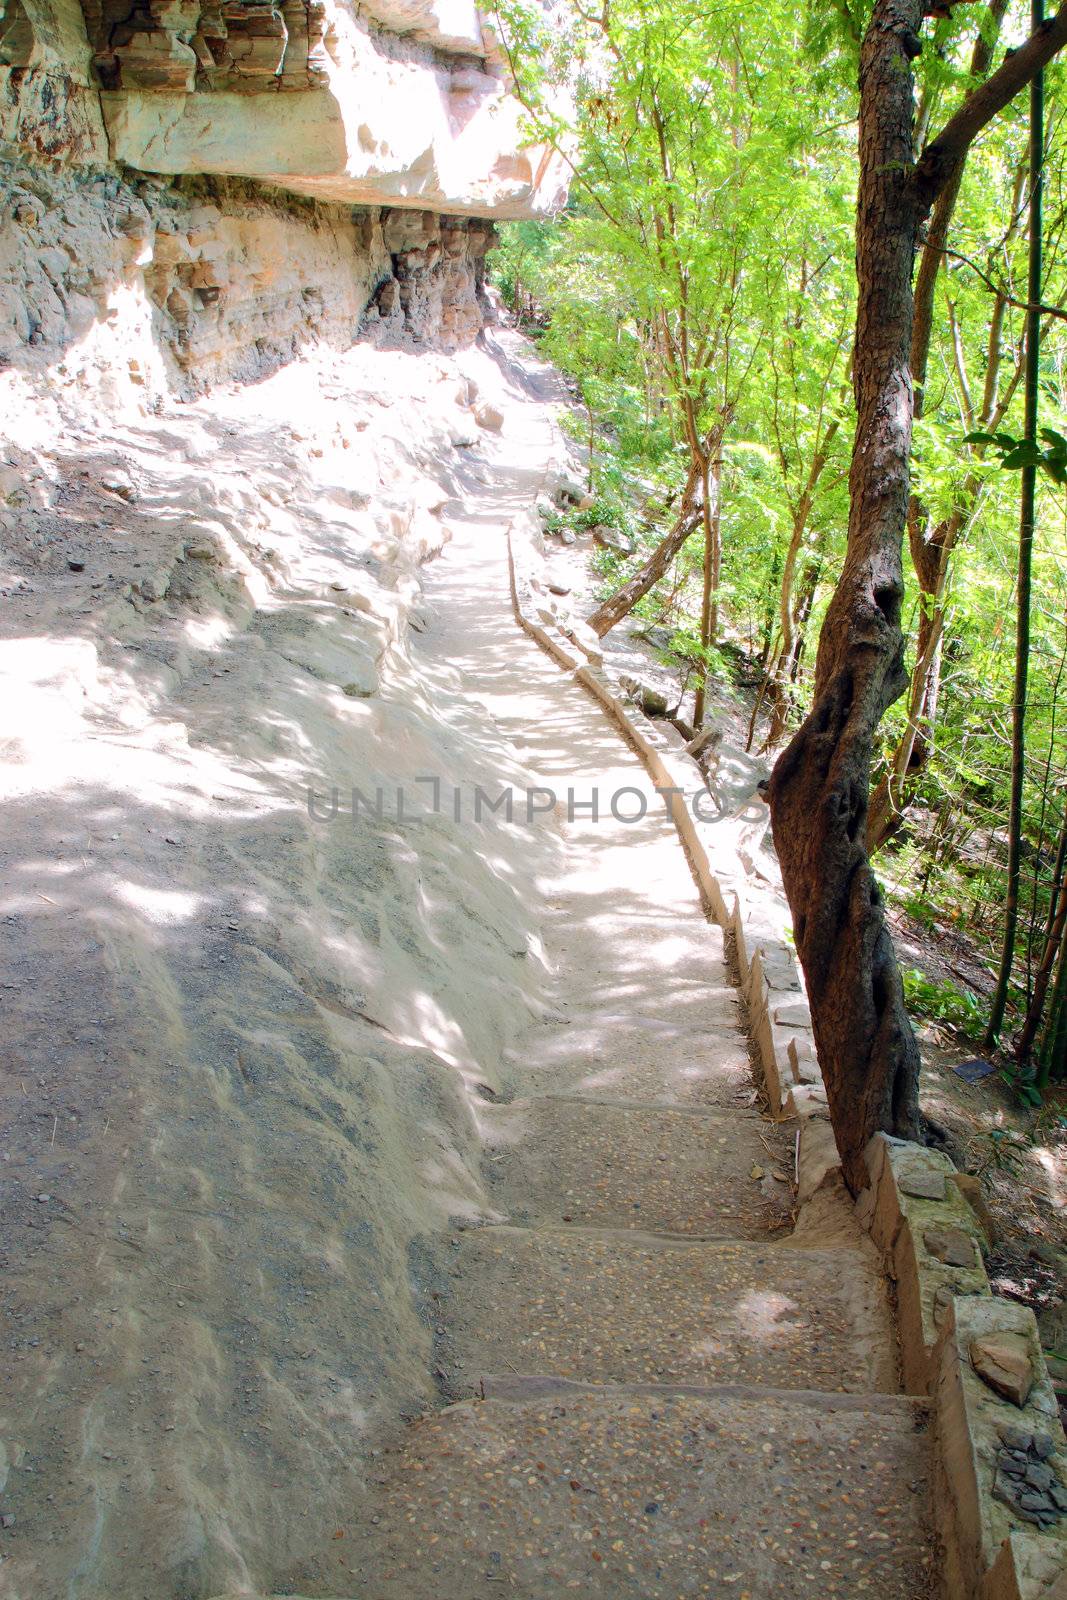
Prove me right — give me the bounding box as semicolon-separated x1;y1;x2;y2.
935;242;1067;320
915;3;1067;205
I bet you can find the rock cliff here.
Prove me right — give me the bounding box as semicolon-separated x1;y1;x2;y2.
3;0;564;215
0;0;566;385
0;164;503;388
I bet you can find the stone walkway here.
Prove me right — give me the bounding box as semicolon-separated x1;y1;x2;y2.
345;335;941;1598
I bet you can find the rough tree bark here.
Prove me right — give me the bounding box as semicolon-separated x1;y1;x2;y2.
865;276;1024;852
767;0;1067;1192
865;30;1020;854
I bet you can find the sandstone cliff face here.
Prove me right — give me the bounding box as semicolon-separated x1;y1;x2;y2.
0;0;565;385
2;0;566;215
0;164;500;391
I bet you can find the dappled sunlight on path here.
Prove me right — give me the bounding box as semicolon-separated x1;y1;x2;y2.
351;331;938;1600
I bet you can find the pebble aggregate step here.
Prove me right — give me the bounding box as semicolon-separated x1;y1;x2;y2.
504;991;756;1107
353;1383;938;1599
437;1224;898;1395
481;1097;794;1237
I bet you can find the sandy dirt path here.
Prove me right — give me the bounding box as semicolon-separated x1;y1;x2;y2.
342;334;937;1600
0;327;934;1599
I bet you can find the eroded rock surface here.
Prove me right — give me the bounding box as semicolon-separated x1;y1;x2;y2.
0;2;576;1592
0;164;500;385
2;0;568;214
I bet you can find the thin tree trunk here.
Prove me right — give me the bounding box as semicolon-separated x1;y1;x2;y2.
586;464;700;637
759;532;785;671
764;418;842;746
1018;806;1067;1064
767;0;1067;1191
586;399;595;492
1023;606;1067;997
757;555;824;752
866;590;945;849
746;673;772;752
709;458;722;652
589;405;731;639
987;0;1045;1048
1038;921;1067;1085
693;452;721;729
788;559;822;681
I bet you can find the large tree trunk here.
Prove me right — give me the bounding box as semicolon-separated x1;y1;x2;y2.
768;0;1067;1190
866;81;1019;854
768;0;926;1192
864;155;968;852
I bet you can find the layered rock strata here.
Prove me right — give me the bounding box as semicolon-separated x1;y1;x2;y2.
1;0;567;216
0;164;499;388
0;0;564;382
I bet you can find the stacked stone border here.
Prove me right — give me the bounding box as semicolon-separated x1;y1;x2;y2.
504;495;1067;1600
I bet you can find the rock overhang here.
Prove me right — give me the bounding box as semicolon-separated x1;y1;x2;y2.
100;75;568;218
0;0;571;219
0;0;568;388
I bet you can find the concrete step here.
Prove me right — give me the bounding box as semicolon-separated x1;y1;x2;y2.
435;1226;898;1397
353;1382;937;1598
504;985;755;1108
506;903;753;1112
481;1097;794;1237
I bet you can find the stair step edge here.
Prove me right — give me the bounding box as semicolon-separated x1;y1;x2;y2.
470;1373;926;1415
469;1222;866;1255
487;1094;769;1119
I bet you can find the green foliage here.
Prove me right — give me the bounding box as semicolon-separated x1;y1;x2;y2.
488;0;1067;1060
999;1061;1045;1108
901;968;985;1041
490;0;857;677
665;627;731;681
1031;1099;1067;1140
964;427;1067;485
970;1126;1031;1175
899;889;939;932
